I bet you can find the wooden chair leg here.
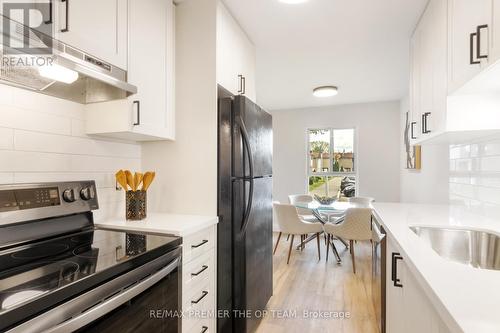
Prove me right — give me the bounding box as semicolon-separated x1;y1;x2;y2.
350;240;356;274
326;234;330;262
287;235;295;264
286;234;290;241
316;233;321;261
273;232;282;255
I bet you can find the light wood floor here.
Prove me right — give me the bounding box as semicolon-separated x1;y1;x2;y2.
255;233;379;333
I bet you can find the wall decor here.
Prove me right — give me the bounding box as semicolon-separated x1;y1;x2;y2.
404;111;421;170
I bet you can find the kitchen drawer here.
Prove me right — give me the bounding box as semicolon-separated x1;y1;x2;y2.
183;250;214;291
185;318;214;333
183;226;216;264
183;279;214;311
182;282;215;331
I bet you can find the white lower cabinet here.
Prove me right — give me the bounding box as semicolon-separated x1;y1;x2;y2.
386;236;450;333
182;225;217;333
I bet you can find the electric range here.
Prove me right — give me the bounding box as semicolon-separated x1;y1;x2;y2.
0;181;181;333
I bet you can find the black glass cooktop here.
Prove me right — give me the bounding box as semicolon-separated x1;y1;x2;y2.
0;229;180;319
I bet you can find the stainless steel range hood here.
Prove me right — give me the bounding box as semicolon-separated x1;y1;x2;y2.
0;15;137;104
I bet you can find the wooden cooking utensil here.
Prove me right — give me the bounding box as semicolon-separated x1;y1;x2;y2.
143;171;155;191
134;172;144;191
125;170;135;191
115;170;128;191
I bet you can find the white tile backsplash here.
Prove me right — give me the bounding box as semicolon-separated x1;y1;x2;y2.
449;138;500;219
0;85;141;222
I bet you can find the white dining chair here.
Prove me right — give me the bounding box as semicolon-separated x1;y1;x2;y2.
273;203;323;264
288;194;320;222
323;207;373;273
348;197;375;206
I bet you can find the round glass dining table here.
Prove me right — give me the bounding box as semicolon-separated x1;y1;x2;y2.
292;200;367;263
294;201;357;216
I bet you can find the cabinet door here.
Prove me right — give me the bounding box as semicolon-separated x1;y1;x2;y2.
410;23;422;144
55;0;128;69
421;0;448;136
402;262;451;333
217;2;241;95
490;0;500;62
216;1;256;102
0;0;54;36
449;0;492;93
240;31;256;102
127;0;174;140
386;238;405;333
85;0;175;141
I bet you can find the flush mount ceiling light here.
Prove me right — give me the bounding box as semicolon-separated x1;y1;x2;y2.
279;0;309;4
313;86;338;97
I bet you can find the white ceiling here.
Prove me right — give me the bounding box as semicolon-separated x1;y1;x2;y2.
222;0;429;111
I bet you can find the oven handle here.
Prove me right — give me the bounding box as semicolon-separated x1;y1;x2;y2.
45;257;180;333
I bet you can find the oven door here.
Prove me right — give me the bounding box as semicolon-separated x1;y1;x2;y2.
8;248;181;333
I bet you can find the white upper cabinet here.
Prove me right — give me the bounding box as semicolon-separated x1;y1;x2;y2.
55;0;128;70
490;0;500;62
448;0;491;93
410;0;448;143
0;0;128;69
216;1;256;102
85;0;175;141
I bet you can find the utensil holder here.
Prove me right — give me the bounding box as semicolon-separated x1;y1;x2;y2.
126;190;147;220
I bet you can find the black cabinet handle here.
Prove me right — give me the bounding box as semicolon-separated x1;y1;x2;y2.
191;265;208;276
191;291;208;304
470;32;480;65
44;0;53;24
241;76;246;95
423;112;431;134
191;239;208;248
132;100;140;126
61;0;69;32
201;326;208;333
391;252;403;288
477;24;489;60
411;121;416;140
421;113;431;134
237;74;243;93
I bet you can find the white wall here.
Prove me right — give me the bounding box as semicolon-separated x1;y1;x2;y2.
0;85;141;222
399;96;449;204
142;0;218;216
272;101;401;204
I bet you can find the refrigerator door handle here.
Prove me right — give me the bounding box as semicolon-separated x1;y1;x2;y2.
238;116;254;235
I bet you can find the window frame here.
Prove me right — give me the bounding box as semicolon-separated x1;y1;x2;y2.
306;127;358;196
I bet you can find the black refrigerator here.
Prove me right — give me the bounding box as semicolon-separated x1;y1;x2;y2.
217;91;273;333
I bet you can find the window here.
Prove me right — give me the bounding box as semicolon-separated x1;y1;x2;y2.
307;128;356;198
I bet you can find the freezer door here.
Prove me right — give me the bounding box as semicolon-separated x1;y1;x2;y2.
233;177;273;333
233;96;273;178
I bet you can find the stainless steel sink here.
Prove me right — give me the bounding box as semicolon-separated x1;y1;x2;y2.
410;226;500;270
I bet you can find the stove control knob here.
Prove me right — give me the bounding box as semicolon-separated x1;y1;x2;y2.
80;186;95;201
62;189;76;202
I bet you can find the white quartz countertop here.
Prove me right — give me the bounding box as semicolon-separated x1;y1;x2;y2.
95;213;218;237
373;202;500;333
